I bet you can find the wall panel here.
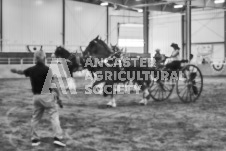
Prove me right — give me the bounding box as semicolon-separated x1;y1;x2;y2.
150;12;182;57
2;0;62;52
65;1;107;52
109;8;143;48
191;9;224;63
192;9;224;43
118;24;143;53
150;9;224;62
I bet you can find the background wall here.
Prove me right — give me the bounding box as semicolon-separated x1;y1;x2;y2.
2;0;62;52
1;0;226;76
2;0;107;53
191;9;224;64
108;8;143;53
150;11;182;57
149;9;224;63
65;0;107;52
2;0;224;57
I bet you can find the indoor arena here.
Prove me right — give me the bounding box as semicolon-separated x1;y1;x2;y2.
0;0;226;150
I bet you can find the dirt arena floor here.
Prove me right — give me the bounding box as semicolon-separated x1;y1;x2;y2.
1;76;226;151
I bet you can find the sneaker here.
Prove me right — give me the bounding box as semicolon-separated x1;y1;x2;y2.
32;139;40;146
53;137;66;147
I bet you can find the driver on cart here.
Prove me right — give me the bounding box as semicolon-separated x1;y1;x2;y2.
164;43;182;70
154;49;162;64
170;43;180;61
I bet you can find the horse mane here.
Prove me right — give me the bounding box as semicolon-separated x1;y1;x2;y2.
111;44;123;54
96;39;113;55
55;46;71;59
84;36;114;59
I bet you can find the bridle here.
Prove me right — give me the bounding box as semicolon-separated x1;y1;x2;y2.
67;53;83;70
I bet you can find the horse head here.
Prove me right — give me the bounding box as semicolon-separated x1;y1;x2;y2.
54;46;71;59
83;36;113;59
110;44;126;59
53;46;84;76
111;44;121;53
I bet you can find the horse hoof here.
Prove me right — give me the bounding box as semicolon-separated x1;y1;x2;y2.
139;99;147;106
139;102;146;106
106;103;117;108
139;102;145;105
106;104;113;108
112;104;117;108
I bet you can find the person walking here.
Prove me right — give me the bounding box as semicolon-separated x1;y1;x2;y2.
11;49;66;147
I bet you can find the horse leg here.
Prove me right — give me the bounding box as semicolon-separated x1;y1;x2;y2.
139;83;149;105
106;84;117;108
107;97;117;108
87;79;105;95
92;80;103;88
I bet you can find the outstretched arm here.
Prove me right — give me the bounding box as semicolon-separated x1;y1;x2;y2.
11;69;24;75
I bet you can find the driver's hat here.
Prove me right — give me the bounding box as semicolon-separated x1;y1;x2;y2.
155;49;160;52
171;43;180;49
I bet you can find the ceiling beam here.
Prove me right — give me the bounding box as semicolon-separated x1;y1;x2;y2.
162;4;168;11
169;0;225;9
101;0;225;12
131;0;192;8
101;0;130;8
101;0;183;13
123;0;129;5
148;5;184;13
101;0;124;5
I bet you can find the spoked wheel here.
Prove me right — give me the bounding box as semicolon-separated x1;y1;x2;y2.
176;64;203;103
148;79;175;102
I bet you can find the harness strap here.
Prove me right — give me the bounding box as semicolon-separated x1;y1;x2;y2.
68;54;82;68
75;55;82;68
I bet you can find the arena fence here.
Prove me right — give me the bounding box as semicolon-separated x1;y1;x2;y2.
0;58;53;65
1;57;226;78
0;58;87;78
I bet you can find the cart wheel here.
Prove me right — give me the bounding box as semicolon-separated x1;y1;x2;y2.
176;64;203;103
148;78;175;102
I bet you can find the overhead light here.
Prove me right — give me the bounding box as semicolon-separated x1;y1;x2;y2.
137;9;143;13
214;0;225;4
174;4;183;8
100;2;108;6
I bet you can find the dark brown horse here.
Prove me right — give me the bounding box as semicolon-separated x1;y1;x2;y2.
53;46;83;77
82;36;158;107
53;36;158;107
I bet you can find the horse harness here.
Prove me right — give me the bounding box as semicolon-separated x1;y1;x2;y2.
68;53;83;70
100;52;124;70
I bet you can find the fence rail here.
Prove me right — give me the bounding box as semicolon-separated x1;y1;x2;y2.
0;58;53;65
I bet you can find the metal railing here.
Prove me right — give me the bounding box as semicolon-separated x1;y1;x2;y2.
0;58;53;65
1;43;86;53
